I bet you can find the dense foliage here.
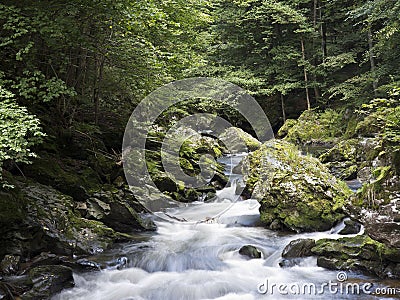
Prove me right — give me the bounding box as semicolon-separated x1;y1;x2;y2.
1;0;400;178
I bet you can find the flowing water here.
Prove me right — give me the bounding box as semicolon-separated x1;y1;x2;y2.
54;154;398;300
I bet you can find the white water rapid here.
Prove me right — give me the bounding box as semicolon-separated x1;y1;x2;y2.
53;154;390;300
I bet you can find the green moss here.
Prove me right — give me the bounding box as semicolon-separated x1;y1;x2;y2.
352;166;394;208
23;155;102;200
312;235;400;263
0;184;26;223
282;109;345;145
277;119;297;138
244;140;351;232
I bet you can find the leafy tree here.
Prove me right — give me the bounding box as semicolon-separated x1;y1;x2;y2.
0;87;44;185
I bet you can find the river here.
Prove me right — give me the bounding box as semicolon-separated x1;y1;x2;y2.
53;154;395;300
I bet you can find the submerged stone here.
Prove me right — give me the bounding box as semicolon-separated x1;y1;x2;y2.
239;245;262;259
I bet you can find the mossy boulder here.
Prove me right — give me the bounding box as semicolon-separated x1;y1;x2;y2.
219;127;261;152
280;109;345;145
311;235;400;278
0;179;133;259
242;140;352;232
139;127;227;203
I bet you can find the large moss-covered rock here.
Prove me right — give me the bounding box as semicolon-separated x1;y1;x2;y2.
242;140;352;232
311;235;400;278
0;180;132;258
23;155;102;201
136;127;228;203
279;109;345;145
219;127;261;152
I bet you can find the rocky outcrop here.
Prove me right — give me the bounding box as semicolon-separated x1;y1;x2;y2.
0;177;151;299
22;265;74;299
241;140;352;232
79;186;156;233
279;234;400;279
311;235;400;279
0;180;136;259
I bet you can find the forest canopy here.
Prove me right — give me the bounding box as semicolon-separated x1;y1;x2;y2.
1;0;400;179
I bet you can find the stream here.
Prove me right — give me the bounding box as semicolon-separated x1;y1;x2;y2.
54;154;394;300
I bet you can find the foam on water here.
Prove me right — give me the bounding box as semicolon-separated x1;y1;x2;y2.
53;154;372;300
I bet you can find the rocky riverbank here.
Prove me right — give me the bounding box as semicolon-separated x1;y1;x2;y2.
277;105;400;280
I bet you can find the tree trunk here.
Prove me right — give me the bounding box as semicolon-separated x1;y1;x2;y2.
280;93;286;123
320;5;327;61
368;28;378;95
313;0;317;29
93;55;105;125
301;37;311;110
312;0;320;103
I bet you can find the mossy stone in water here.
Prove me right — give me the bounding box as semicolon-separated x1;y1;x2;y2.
242;140;352;232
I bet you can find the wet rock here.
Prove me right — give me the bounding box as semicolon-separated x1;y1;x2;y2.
282;238;315;258
0;180;132;258
106;257;128;270
22;265;74;299
279;258;303;268
28;253;61;269
84;186;155;233
338;219;362;235
0;255;20;276
241;140;351;232
74;259;101;271
311;235;400;278
0;275;31;298
239;245;261;259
